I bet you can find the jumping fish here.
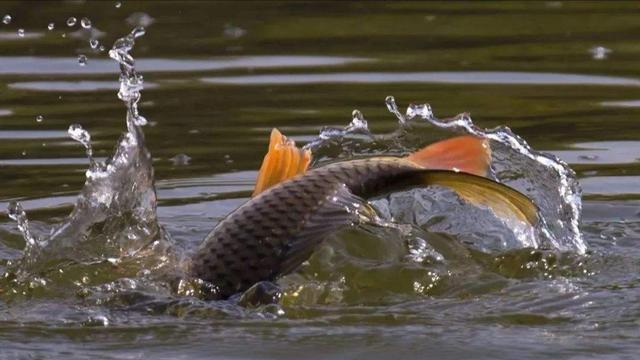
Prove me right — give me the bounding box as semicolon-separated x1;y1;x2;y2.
189;129;538;299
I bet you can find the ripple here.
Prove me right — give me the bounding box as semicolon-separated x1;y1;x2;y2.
549;141;640;165
201;71;640;86
0;56;369;75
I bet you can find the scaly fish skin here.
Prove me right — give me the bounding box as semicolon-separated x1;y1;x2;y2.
189;158;420;299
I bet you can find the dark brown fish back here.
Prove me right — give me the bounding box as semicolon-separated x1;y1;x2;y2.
189;157;420;299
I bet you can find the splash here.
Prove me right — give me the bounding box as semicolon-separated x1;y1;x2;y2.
3;28;585;310
306;96;586;254
5;27;167;277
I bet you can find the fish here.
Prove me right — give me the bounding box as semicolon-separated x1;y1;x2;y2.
189;129;538;299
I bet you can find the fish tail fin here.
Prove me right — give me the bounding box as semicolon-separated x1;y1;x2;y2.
405;135;491;176
252;128;312;196
416;170;539;226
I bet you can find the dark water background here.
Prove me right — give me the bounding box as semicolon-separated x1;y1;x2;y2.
0;1;639;359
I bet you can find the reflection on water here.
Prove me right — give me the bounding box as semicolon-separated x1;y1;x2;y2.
9;81;159;92
601;100;640;108
581;176;640;196
0;56;369;75
0;130;67;139
202;71;640;86
0;31;43;40
550;141;640;165
0;157;105;166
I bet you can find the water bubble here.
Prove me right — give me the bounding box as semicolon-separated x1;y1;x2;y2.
80;17;92;29
78;54;87;66
89;39;99;49
17;29;24;37
2;14;11;25
66;17;77;27
115;2;122;8
47;22;55;30
98;45;105;52
35;115;44;123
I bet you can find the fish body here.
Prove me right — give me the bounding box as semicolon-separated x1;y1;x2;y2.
189;130;537;299
191;158;422;298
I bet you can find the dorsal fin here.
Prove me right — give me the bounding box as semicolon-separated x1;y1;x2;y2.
252;128;312;196
406;135;491;176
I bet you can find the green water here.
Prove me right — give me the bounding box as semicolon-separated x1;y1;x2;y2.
1;1;639;359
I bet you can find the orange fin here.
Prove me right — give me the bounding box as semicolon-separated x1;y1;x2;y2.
252;128;312;197
406;135;491;176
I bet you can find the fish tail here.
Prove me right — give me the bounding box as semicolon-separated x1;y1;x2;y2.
408;170;539;226
252;128;312;196
405;135;491;176
401;136;537;224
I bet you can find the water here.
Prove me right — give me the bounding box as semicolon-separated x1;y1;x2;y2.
1;2;640;359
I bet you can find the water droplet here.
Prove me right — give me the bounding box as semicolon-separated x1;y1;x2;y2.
47;22;55;30
89;39;99;49
2;14;11;25
21;150;26;156
35;115;44;123
131;26;145;38
68;123;94;163
98;45;105;52
589;46;612;60
115;2;122;8
7;201;39;248
80;17;92;29
17;29;24;37
385;95;406;124
347;109;368;131
7;201;20;221
223;23;247;39
7;201;38;247
66;17;77;27
61;33;66;38
170;153;191;166
78;54;87;66
406;103;433;121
